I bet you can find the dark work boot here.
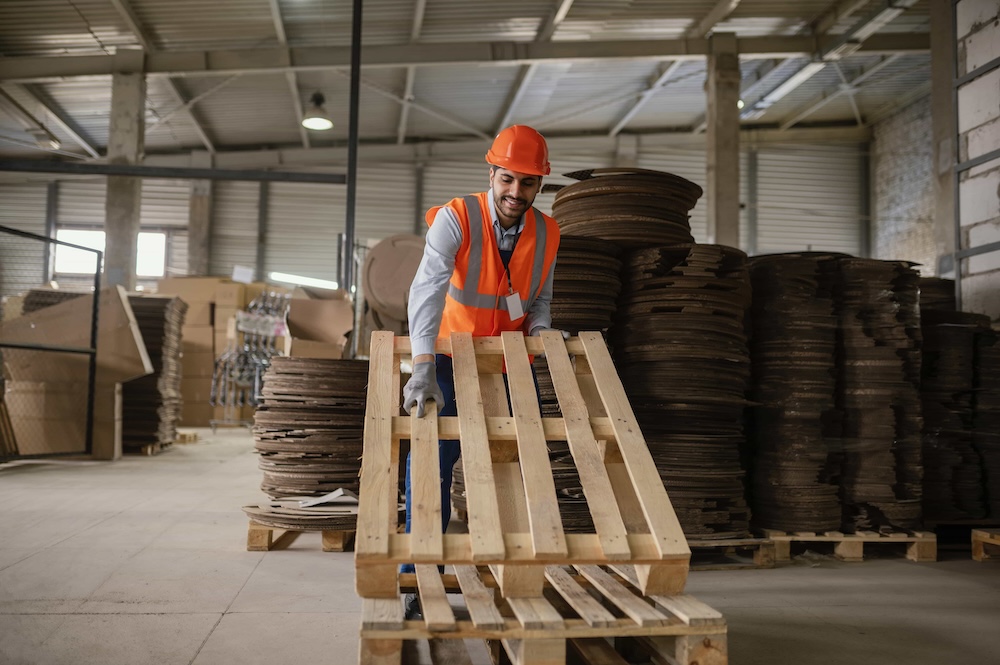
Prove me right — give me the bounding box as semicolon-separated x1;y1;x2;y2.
403;592;422;620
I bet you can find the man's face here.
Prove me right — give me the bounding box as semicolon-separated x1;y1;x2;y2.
489;166;542;226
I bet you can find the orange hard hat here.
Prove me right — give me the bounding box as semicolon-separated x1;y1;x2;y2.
485;125;551;176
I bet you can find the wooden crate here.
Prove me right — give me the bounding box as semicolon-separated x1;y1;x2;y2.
356;332;691;602
361;565;726;665
971;528;1000;562
246;521;356;552
761;529;937;562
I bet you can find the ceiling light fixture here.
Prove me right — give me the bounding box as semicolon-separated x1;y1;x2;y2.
302;91;333;131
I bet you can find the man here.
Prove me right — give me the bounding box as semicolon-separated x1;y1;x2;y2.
400;125;566;619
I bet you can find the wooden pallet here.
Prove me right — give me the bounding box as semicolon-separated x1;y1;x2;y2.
174;431;199;444
361;565;726;665
971;528;1000;562
246;520;356;552
688;538;775;570
137;441;172;456
761;529;937;562
356;332;691;602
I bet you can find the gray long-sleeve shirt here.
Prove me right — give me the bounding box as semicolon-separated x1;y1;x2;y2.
407;188;555;357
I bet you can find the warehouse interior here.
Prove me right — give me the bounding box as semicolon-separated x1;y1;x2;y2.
1;1;999;664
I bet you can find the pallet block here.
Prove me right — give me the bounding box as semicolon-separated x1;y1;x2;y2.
362;565;726;665
761;529;937;562
356;332;691;602
972;528;1000;562
246;521;356;552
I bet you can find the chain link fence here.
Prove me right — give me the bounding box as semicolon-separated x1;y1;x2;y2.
0;224;100;461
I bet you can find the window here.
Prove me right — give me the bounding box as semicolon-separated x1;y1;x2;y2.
55;229;167;277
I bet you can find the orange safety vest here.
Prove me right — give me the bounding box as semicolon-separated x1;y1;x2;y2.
426;192;560;341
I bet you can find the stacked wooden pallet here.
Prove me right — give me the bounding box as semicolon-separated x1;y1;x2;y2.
356;331;726;664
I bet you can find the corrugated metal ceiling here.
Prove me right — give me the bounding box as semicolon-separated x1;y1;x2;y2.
0;0;931;160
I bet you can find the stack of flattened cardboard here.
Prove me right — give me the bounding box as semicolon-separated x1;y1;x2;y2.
121;296;188;452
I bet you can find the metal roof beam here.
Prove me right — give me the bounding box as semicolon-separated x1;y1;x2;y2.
397;0;428;144
108;0;216;152
605;0;740;138
494;0;576;135
730;0;918;127
267;0;310;149
0;34;929;82
777;53;910;129
688;0;744;38
0;83;100;158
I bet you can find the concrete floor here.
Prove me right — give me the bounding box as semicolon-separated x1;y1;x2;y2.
0;428;998;665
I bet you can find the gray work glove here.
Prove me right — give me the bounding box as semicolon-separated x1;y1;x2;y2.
402;361;445;418
529;326;570;340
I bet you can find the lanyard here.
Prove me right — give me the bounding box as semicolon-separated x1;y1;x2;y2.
499;228;520;294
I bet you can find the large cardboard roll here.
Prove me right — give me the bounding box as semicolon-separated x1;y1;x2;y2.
362;234;425;322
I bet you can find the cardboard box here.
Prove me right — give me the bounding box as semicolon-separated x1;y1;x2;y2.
284;337;345;359
185;300;213;327
182;325;214;354
214;331;234;354
5;381;88;455
181;402;214;426
286;293;354;341
182;352;216;378
157;277;229;303
181;377;214;405
215;283;246;308
214;306;239;330
282;293;354;359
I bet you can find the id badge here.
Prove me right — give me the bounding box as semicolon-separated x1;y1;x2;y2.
506;292;524;321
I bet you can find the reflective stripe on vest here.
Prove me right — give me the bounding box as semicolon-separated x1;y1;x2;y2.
445;195;547;313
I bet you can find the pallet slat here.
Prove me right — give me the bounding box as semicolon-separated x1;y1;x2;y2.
541;331;631;561
415;564;457;632
356;332;396;562
544;566;616;628
578;333;688;560
451;333;506;561
502;331;568;559
455;565;506;630
410;402;444;560
575;565;669;628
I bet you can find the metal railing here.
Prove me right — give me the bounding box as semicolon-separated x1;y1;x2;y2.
0;224;101;461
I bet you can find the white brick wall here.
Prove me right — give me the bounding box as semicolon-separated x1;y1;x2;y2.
958;1;1000;321
871;95;938;274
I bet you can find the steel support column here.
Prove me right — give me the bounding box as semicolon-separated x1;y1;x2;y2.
705;33;741;247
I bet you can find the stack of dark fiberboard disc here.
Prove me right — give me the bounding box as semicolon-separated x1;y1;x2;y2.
919;277;956;312
551;168;700;249
836;259;923;532
920;310;989;521
253;358;368;498
747;253;844;532
974;327;1000;517
611;243;752;539
550;236;623;334
121;295;187;451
